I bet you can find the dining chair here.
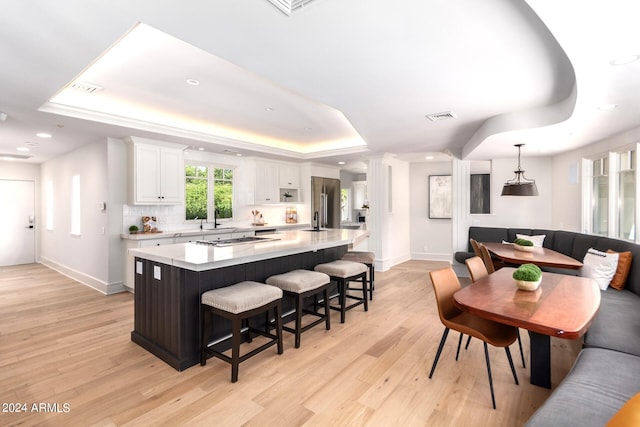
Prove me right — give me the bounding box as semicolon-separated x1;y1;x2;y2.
478;242;506;273
469;238;483;257
428;266;519;409
464;256;526;368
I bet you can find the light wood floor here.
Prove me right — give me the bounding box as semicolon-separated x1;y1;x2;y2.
0;260;581;426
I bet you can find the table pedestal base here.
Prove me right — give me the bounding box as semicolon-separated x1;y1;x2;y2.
529;331;551;389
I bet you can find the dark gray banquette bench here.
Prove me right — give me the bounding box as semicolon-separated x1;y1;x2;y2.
455;227;640;426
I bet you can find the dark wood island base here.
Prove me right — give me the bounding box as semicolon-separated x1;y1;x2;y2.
131;245;348;371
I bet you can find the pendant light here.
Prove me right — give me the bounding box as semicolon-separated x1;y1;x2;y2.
501;144;539;196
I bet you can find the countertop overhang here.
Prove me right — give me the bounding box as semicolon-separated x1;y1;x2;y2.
128;229;370;271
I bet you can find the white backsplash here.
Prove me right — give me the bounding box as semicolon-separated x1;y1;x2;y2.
122;203;309;233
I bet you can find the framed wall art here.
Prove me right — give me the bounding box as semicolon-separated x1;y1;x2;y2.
429;175;452;219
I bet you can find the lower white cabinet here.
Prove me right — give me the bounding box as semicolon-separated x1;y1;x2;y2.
124;237;176;290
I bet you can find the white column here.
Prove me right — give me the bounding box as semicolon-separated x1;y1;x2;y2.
451;157;471;263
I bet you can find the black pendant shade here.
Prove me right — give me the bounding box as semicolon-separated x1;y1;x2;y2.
501;144;539;196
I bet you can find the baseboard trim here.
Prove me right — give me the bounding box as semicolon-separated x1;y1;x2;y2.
411;252;454;262
39;257;125;295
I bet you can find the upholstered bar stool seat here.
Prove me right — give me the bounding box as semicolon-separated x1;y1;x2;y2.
341;251;375;300
200;281;283;383
266;269;331;348
314;260;368;323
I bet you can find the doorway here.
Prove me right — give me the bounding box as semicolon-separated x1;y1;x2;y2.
0;180;35;266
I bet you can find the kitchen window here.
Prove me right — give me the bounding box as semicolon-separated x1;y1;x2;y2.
185;164;234;222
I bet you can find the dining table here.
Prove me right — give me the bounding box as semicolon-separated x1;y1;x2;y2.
482;241;584;270
454;267;600;388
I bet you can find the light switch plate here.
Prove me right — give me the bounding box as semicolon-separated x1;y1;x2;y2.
153;265;161;280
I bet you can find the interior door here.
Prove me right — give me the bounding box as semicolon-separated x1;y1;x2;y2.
0;180;35;266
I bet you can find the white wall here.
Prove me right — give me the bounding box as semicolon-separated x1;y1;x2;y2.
466;156;553;229
0;161;41;261
40;141;114;293
410;161;453;260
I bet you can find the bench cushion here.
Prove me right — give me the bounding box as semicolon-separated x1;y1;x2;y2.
526;348;640;427
584;289;640;357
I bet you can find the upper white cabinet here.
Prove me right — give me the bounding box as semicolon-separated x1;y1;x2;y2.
279;164;300;188
353;180;367;210
255;162;280;204
127;138;187;205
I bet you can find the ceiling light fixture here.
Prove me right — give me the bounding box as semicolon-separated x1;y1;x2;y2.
186;79;200;86
501;144;539;196
338;161;345;165
610;55;640;66
36;132;52;138
16;147;30;152
264;107;274;112
425;155;435;160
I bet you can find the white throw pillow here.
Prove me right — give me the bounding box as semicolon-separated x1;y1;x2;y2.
582;248;619;290
516;233;546;247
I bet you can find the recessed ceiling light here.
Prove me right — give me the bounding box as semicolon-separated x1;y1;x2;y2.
338;161;345;165
16;147;30;152
236;153;243;157
304;127;312;131
25;142;39;147
186;79;200;86
264;107;274;112
198;147;205;151
425;155;435;160
598;104;618;111
610;55;640;66
36;132;52;138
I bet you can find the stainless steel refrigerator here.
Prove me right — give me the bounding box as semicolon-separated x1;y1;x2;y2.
311;177;341;229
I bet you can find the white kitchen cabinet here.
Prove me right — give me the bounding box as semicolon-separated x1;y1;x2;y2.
231;230;256;238
124;236;176;290
255;162;280;204
203;233;233;242
279;164;300;188
128;138;186;205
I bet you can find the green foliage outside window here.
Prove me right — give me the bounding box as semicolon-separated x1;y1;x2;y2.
185;165;233;220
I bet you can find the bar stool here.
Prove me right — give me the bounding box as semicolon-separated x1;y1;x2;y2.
266;269;331;348
200;281;283;383
341;251;375;300
314;260;368;323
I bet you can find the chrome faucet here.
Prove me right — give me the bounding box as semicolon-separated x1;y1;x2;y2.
314;210;320;231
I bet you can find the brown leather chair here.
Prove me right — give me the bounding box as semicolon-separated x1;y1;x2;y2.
469;238;482;258
478;242;507;273
464;256;526;368
428;266;519;409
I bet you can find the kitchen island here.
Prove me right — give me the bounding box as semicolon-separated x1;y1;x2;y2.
128;228;369;370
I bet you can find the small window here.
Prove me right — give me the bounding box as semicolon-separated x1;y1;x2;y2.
592;157;608;236
45;180;54;231
618;151;635;240
71;175;81;235
185;164;234;221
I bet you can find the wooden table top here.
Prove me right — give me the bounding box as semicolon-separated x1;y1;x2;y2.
482;242;584;270
454;267;600;339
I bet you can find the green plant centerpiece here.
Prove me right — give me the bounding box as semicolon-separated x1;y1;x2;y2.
128;225;139;234
513;263;543;291
513;237;534;252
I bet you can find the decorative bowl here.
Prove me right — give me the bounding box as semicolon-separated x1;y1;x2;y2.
514;244;534;252
515;279;541;291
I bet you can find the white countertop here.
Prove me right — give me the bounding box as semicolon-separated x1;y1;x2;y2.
128;228;370;271
121;223;309;240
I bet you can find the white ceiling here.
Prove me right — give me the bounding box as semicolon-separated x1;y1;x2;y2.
0;0;639;165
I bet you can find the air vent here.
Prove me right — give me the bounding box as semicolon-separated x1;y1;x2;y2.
426;111;457;122
267;0;318;16
0;153;33;160
71;81;103;94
